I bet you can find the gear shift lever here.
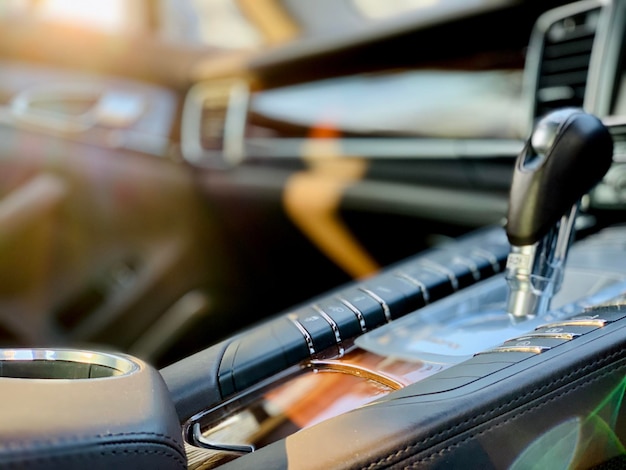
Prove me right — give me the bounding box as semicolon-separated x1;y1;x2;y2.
356;108;615;364
505;108;613;320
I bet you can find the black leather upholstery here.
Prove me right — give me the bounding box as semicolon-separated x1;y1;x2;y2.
0;353;186;469
222;306;626;469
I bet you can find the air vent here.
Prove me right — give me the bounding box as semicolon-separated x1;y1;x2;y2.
181;79;249;168
535;7;601;118
609;124;626;158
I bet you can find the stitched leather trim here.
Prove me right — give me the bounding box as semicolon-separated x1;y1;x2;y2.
1;443;187;469
0;432;187;469
364;347;626;469
0;431;184;455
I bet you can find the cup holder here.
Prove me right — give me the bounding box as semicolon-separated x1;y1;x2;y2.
0;349;139;380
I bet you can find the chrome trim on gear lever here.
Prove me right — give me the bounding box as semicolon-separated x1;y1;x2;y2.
506;203;578;320
505;108;613;320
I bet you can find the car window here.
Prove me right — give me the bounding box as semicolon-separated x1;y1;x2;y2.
158;0;262;49
250;69;525;139
0;0;136;33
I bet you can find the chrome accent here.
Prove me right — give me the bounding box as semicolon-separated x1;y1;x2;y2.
506;203;578;320
244;137;524;159
418;260;459;291
471;248;501;273
287;316;316;355
307;359;404;390
191;423;254;454
537;318;608;329
452;256;480;281
181;79;250;168
506;332;578;341
585;0;624;118
0;349;138;378
476;345;550;355
312;304;344;356
394;271;430;304
359;288;392;322
337;297;367;332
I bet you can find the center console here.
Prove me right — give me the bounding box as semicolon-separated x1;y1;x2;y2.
160;2;626;467
161;105;626;469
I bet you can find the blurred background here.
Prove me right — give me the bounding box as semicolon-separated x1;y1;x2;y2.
0;0;557;367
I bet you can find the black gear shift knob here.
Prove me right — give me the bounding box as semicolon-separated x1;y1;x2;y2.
505;108;613;320
506;108;613;246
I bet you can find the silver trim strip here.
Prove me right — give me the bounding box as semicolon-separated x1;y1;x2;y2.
337;297;368;332
476;345;549;355
287;317;316;355
359;288;392;322
191;423;255;454
312;304;344;356
453;256;480;281
418;260;459;291
394;271;430;304
307;359;404;390
181;80;250;168
536;318;607;329
506;332;578;341
471;248;501;273
0;349;138;376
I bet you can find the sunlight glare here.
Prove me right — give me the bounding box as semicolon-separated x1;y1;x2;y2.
38;0;126;31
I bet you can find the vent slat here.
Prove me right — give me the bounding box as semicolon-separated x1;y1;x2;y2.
539;70;589;87
543;37;595;58
533;7;600;117
541;55;592;75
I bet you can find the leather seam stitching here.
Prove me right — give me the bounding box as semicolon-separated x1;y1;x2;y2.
363;348;625;469
406;359;626;467
0;431;185;455
3;446;187;469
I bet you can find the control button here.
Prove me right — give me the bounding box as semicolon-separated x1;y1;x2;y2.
288;307;338;354
479;345;549;355
477;240;510;271
425;253;477;288
397;264;453;301
454;253;489;280
533;324;598;337
316;299;364;339
581;305;626;322
361;275;425;321
338;288;387;330
417;259;460;291
395;271;430;304
537;318;608;329
470;247;502;274
289;319;315;355
358;287;392;322
311;305;342;348
224;318;312;394
502;336;570;349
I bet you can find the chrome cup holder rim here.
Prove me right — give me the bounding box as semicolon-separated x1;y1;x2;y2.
0;348;139;377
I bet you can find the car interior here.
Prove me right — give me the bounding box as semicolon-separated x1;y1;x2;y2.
2;0;626;468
